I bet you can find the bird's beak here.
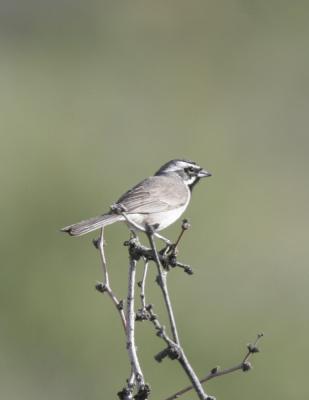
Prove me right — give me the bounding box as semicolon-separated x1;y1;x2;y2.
198;169;212;178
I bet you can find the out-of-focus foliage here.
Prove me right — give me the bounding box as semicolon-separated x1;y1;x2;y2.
1;1;308;399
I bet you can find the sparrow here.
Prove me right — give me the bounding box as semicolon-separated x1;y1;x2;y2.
61;159;211;240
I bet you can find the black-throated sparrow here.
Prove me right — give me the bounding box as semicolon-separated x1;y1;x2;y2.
61;159;211;239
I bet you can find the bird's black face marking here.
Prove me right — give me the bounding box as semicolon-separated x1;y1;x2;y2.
184;165;198;176
176;163;202;186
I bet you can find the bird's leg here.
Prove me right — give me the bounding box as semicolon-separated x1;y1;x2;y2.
154;232;172;246
129;229;137;240
154;232;175;255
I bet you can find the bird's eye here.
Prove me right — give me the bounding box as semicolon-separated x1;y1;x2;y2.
185;166;196;174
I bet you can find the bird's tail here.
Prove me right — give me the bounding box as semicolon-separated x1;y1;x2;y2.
60;213;123;237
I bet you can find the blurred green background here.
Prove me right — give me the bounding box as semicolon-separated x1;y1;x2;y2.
1;1;308;399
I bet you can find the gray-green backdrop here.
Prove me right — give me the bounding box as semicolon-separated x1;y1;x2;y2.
1;1;308;399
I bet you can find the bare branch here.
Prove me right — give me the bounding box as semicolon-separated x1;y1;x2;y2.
164;333;264;400
140;260;148;310
166;219;191;255
91;222;262;400
93;228;126;331
126;255;145;386
125;239;151;400
146;227;212;400
146;229;180;345
135;260;152;322
124;239;193;275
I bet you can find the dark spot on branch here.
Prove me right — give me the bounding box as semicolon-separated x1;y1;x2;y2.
242;361;252;372
167;345;182;360
182;219;191;230
117;300;124;311
156;327;165;338
92;238;100;249
134;384;151;400
154;347;170;363
211;366;220;374
117;387;133;400
136;309;150;321
95;282;107;293
247;344;260;353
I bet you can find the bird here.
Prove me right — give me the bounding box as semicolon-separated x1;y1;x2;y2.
61;159;211;241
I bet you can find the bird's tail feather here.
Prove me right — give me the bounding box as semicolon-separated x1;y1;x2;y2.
60;213;122;236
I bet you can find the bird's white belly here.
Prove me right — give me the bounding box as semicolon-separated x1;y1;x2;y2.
126;203;189;232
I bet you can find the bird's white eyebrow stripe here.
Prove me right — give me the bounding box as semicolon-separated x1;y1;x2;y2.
167;161;200;171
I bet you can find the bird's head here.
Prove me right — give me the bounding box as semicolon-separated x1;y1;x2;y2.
155;159;212;190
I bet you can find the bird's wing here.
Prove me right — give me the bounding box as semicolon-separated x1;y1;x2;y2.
115;176;189;214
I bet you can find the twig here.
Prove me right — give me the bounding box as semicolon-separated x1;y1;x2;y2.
146;304;184;363
140;260;149;310
146;227;212;400
93;228;126;331
146;229;180;345
124;240;193;275
164;333;264;400
135;260;150;322
125;240;150;400
167;219;191;254
126;254;145;386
